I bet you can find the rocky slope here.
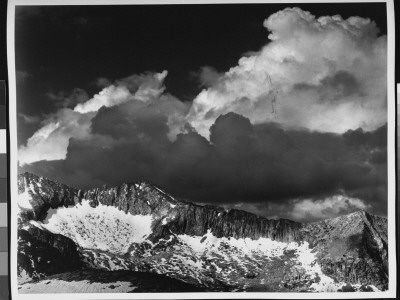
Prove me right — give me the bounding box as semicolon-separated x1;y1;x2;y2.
300;211;388;290
19;270;204;293
17;172;388;292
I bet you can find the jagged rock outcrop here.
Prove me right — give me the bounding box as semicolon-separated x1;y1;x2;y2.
300;210;388;290
18;172;302;242
18;172;79;222
17;226;83;283
17;172;389;291
167;205;301;242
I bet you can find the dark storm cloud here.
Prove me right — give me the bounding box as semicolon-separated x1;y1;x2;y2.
91;101;171;142
21;109;387;219
343;124;387;148
15;5;389;222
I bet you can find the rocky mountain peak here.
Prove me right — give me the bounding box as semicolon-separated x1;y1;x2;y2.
17;172;389;291
17;172;385;244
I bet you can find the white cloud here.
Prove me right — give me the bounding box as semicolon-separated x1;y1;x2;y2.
134;70;168;101
74;85;132;114
19;8;388;166
289;194;371;222
18;71;174;165
187;7;387;138
18;109;94;165
74;71;168;114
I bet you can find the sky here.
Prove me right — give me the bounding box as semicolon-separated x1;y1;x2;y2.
15;3;388;222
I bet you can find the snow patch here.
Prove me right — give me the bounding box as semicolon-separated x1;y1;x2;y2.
18;269;32;284
177;230;381;292
18;190;33;209
18;182;43;210
286;241;381;292
33;200;153;254
178;229;287;258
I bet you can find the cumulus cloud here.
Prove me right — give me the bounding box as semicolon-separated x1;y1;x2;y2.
213;194;371;222
187;7;387;138
73;85;132;113
194;66;223;88
289;194;371;222
18;70;188;165
18;8;388;220
18;108;94;164
21;112;387;218
75;71;169;113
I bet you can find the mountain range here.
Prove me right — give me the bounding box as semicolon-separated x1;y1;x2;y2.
16;172;388;293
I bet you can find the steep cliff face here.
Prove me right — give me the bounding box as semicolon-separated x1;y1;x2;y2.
79;180;303;242
17;225;83;284
300;211;388;290
18;172;80;222
168;205;301;242
17;172;388;292
18;172;301;242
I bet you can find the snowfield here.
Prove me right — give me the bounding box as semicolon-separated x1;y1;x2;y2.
179;229;288;256
18;185;35;210
17;187;381;293
176;230;380;292
71;227;380;292
30;200;153;253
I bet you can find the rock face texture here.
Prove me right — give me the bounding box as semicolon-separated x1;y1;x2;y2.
17;172;388;292
300;211;388;290
18;172;79;222
18;172;301;241
17;227;83;283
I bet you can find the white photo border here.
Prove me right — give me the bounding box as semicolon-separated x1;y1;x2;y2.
7;0;397;298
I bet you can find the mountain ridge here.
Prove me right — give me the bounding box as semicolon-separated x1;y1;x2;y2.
18;171;379;224
16;172;388;292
